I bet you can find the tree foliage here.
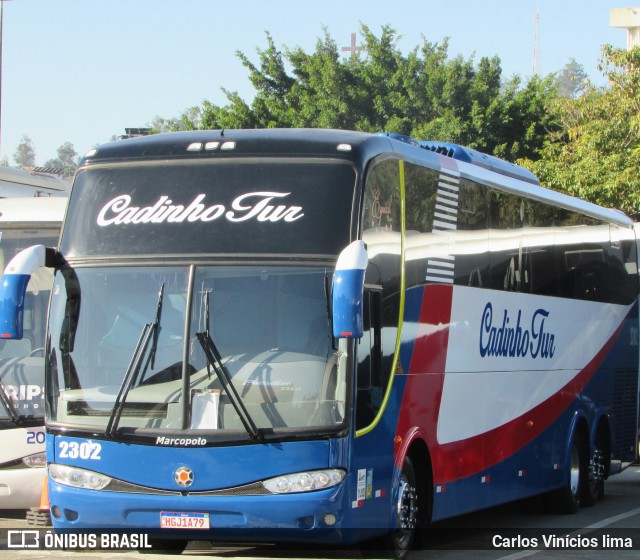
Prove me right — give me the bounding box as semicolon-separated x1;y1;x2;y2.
555;58;588;98
13;135;36;168
44;141;78;177
157;25;557;162
521;45;640;219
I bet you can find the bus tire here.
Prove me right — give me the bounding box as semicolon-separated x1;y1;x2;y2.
546;431;588;514
581;468;601;508
387;456;419;559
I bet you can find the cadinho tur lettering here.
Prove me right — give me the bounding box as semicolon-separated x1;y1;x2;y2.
96;192;304;226
479;302;556;359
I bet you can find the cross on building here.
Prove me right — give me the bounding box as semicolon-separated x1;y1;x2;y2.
342;33;364;55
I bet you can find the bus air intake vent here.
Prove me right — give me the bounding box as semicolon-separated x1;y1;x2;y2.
375;132;420;146
419;141;540;186
103;478;269;496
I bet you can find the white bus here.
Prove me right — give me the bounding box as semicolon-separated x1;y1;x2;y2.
0;197;66;509
0;166;69;198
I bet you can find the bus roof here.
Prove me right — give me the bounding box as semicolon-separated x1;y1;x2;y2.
0;197;67;225
80;129;633;229
80;128;374;163
0;166;70;197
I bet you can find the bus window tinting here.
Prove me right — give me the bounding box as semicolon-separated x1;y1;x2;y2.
399;162;636;305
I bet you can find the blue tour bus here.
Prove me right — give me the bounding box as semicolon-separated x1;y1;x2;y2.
0;129;638;556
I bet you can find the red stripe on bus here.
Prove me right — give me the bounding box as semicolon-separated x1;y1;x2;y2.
395;284;627;484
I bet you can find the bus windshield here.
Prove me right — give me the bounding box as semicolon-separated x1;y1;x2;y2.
0;227;59;425
47;265;344;437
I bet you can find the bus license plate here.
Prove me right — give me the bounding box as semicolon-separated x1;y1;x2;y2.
160;512;210;529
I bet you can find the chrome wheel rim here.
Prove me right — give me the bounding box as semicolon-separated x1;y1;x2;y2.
569;443;580;498
394;474;418;550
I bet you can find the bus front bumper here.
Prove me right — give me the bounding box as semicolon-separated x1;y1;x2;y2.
48;481;351;544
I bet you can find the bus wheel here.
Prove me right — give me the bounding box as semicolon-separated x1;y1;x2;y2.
546;432;587;514
388;457;419;559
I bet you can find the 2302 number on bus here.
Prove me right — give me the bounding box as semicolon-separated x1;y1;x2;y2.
58;441;102;460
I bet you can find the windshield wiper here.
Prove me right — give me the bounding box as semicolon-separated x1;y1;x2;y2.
203;290;211;378
195;331;261;440
105;283;165;437
141;283;165;380
105;323;154;437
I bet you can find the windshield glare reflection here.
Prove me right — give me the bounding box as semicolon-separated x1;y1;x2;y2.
47;266;346;437
0;229;59;424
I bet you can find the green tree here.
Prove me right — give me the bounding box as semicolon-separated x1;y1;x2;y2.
13;135;36;168
44;141;78;177
555;58;589;98
150;107;204;133
157;25;557;162
521;45;640;219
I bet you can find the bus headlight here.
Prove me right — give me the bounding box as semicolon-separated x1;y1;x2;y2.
22;452;46;468
49;464;111;490
262;469;345;494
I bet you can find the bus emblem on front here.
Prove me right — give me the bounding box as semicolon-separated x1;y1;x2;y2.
174;466;194;488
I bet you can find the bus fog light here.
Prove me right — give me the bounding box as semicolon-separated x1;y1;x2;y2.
49;463;111;491
323;513;337;526
262;469;345;494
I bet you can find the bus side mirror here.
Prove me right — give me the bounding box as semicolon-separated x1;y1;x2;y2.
332;240;368;339
0;245;53;339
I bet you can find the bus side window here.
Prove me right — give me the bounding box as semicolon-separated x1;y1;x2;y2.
356;287;382;429
523;199;557;297
360;156;402;431
454;180;489;288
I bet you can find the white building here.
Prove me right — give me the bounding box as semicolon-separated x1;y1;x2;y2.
611;7;640;49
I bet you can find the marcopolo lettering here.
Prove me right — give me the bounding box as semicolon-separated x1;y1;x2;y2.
156;436;207;446
479;302;556;359
96;192;304;226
